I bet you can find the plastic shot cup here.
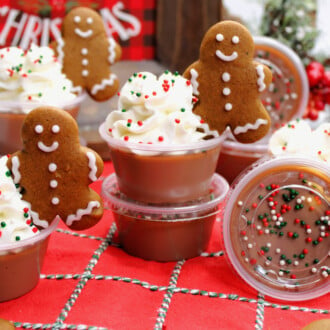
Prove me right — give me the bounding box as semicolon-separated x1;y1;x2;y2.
222;156;330;301
102;173;229;262
0;217;59;302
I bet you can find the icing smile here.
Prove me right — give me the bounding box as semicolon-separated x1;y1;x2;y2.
215;50;238;62
74;28;93;38
37;141;59;153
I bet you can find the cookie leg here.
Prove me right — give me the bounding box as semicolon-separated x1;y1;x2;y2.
64;192;103;231
88;73;120;102
231;104;271;143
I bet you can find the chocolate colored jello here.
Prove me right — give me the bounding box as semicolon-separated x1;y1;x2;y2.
223;156;329;301
102;173;229;262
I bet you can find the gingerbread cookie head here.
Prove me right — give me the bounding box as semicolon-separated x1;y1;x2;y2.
184;20;272;143
54;7;122;101
62;7;105;41
7;107;104;231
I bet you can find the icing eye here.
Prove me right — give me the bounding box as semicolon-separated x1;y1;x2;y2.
216;34;224;42
74;16;81;23
87;17;93;24
35;125;43;134
52;125;60;134
232;36;240;44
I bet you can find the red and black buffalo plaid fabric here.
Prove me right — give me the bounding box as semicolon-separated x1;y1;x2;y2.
0;0;156;60
1;162;329;330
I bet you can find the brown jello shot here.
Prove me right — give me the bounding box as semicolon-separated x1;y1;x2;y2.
102;173;229;262
0;217;59;302
222;156;329;301
217;36;309;184
99;129;224;204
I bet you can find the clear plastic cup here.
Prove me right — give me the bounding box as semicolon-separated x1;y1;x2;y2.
222;156;330;301
99;122;225;204
254;36;309;132
0;93;86;155
102;173;229;262
0;217;59;302
216;138;269;184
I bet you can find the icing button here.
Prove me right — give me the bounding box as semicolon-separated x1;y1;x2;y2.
50;180;58;188
81;48;88;55
48;163;57;172
82;70;89;77
223;88;231;96
225;103;233;111
51;197;60;205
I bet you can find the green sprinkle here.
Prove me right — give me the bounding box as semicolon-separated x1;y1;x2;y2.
1;221;6;228
15;236;21;241
313;259;319;264
121;109;126;112
180;108;185;112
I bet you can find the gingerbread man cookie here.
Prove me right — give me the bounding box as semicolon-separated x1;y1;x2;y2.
184;20;272;143
53;7;122;101
7;107;104;231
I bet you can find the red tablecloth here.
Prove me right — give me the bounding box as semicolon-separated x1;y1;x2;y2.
1;162;329;329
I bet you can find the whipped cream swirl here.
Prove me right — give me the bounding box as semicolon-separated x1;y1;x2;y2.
0;156;39;246
103;71;218;145
269;119;330;162
0;45;77;113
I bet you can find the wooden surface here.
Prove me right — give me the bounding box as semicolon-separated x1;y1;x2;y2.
156;0;223;73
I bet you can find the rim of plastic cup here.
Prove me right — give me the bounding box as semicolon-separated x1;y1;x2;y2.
222;136;269;155
223;155;330;301
0;92;86;113
102;173;229;218
99;122;226;153
0;216;59;253
254;36;309;122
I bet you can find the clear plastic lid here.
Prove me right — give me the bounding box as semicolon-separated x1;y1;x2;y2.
223;155;330;301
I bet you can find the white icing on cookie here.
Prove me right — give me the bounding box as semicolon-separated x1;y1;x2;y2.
234;119;268;135
75;28;93;39
225;103;232;111
82;70;89;77
56;38;65;64
223;88;231;96
216;34;224;42
82;59;89;66
91;73;117;95
215;50;238;62
74;16;81;23
30;209;49;228
35;125;43;134
87;17;93;24
232;36;240;44
222;72;231;82
108;37;117;64
52;125;60;134
51;197;60;205
87;151;98;182
81;48;88;55
11;155;21;184
66;201;101;226
256;65;266;92
50;180;58;188
38;141;59;153
190;68;199;95
48;163;57;172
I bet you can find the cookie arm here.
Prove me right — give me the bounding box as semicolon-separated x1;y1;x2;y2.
183;62;200;96
254;61;272;93
108;37;122;64
6;153;21;184
84;147;104;182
